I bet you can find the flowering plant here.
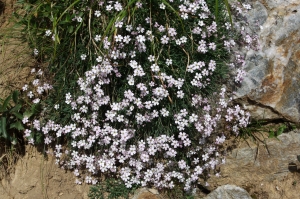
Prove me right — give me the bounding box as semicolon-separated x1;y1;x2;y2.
17;0;256;191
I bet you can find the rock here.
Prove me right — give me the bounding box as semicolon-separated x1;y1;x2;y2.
260;0;300;9
131;188;160;199
234;0;300;123
204;185;252;199
208;130;300;198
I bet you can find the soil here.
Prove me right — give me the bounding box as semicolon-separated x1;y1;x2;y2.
0;146;90;199
0;0;34;98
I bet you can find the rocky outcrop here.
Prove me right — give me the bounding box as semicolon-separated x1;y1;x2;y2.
208;130;300;199
204;185;252;199
235;0;300;123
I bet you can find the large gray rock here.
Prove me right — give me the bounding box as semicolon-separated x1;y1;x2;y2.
204;185;252;199
234;1;300;123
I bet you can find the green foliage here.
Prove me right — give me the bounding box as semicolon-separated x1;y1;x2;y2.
0;90;40;147
88;178;139;199
0;91;23;146
14;0;234;143
239;119;294;142
268;124;286;139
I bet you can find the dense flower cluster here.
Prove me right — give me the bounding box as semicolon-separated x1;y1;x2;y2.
23;0;257;191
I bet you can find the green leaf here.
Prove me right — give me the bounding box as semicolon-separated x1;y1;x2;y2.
2;95;12;111
215;0;219;24
68;25;74;34
10;121;25;131
23;110;33;118
12;90;19;104
268;130;275;138
31;103;41;115
0;117;8;139
276;125;285;136
10;104;22;113
222;0;233;26
12;112;23;120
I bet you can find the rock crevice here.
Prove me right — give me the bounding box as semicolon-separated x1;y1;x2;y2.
235;0;300;123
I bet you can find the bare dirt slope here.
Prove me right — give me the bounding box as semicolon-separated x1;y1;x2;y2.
0;0;33;98
0;146;90;199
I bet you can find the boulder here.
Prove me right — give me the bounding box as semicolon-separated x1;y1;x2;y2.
234;0;300;123
204;185;252;199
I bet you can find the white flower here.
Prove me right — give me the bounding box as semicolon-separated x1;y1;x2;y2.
159;3;166;9
160;108;169;117
198;20;205;27
54;104;60;110
123;35;131;44
208;42;216;50
37;69;43;76
177;90;184;98
45;30;52;36
32;79;39;86
75;179;82;185
180;36;187;43
81;54;87;60
33;48;38;56
27;91;34;98
136;35;146;43
181;13;188;19
94;10;101;17
77;17;83;23
22;117;29;124
161;35;169;44
175;39;182;45
37;86;44;94
24;129;31;137
22;84;28;91
33;98;40;104
243;3;251;10
106;5;113;11
114;2;123;11
96;56;102;62
166;59;172;66
151;64;160;72
126;25;133;32
115;20;123;28
115;34;123;42
94;35;101;42
127;75;134;85
148;55;155;62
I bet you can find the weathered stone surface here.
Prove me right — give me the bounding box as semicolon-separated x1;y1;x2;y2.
208;130;300;199
204;185;252;199
235;1;300;123
260;0;300;10
131;188;159;199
